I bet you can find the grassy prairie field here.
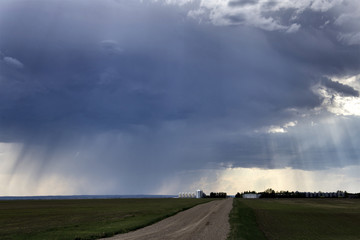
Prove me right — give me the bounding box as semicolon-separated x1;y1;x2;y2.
227;198;267;240
228;198;360;240
0;198;212;240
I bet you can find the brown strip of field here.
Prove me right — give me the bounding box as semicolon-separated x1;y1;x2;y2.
100;198;233;240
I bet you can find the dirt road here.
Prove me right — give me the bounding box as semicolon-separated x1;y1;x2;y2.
101;198;233;240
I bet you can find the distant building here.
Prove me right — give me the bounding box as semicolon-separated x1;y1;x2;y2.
178;192;195;198
196;190;205;199
243;193;261;199
178;190;206;198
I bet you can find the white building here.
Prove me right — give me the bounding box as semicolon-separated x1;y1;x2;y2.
196;189;204;199
178;192;195;198
243;193;261;199
178;190;205;198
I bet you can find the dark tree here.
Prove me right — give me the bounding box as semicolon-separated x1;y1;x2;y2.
209;192;227;198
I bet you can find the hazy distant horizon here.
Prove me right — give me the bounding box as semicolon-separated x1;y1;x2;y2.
0;194;178;200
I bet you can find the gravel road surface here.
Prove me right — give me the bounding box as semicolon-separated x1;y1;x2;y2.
101;198;233;240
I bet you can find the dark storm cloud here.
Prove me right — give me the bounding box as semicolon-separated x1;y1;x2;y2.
321;78;359;97
1;0;360;193
100;40;123;55
224;14;246;24
254;4;360;77
228;0;258;7
0;0;320;140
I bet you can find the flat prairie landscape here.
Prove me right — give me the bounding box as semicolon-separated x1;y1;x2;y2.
229;198;360;240
0;198;211;240
2;198;360;240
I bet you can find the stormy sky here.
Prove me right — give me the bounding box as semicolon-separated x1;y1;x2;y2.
1;0;360;195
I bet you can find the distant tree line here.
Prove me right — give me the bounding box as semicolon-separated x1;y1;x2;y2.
208;192;227;198
234;188;360;198
260;189;304;198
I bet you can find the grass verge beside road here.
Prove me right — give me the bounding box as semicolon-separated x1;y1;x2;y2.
0;198;212;240
229;198;360;240
227;199;267;240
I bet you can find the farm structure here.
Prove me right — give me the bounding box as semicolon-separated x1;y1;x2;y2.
243;193;261;199
179;189;206;198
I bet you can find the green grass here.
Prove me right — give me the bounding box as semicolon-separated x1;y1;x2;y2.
227;199;267;240
229;198;360;240
0;198;212;240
